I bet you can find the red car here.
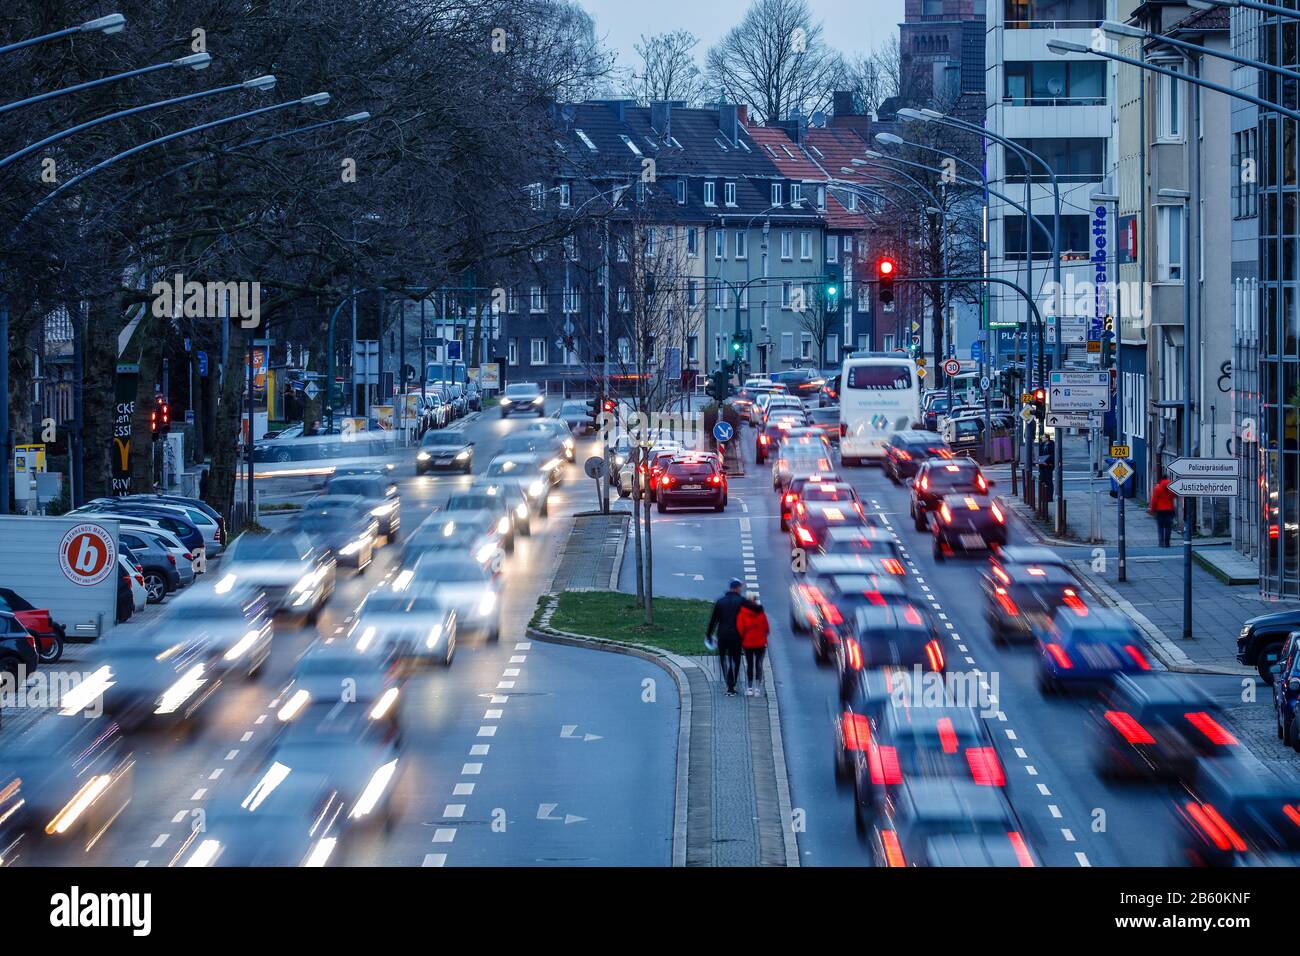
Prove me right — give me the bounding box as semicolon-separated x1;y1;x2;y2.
657;456;728;513
0;588;64;663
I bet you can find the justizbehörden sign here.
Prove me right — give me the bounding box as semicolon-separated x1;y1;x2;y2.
1168;457;1240;479
1047;385;1111;412
1169;477;1240;498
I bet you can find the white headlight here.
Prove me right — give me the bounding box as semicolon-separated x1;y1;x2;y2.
474;543;496;564
350;759;399;820
369;687;400;721
155;664;207;715
371;503;393;517
477;591;497;616
455;450;469;460
339;541;363;556
497;516;509;534
516;503;528;519
224;629;262;662
426;624;443;648
528;479;544;498
564;438;574;449
501;398;513;405
186;839;223;867
532;396;544;404
417;451;431;461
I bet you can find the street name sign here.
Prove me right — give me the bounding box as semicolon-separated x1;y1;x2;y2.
1168;457;1240;479
1046;411;1092;428
1169;477;1240;497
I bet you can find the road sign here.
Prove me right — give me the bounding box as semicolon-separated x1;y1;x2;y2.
1106;459;1135;486
583;456;606;480
1168;457;1240;479
980;375;991;391
713;421;734;443
1020;406;1035;424
446;339;463;362
421;337;443;348
59;523;117;587
303;382;321;400
1086;340;1102;353
1045;411;1093;429
972;341;983;364
910;321;921;333
943;358;961;376
911;335;921;347
1169;477;1240;497
1049;371;1109;387
1048;385;1110;412
917;366;927;380
1110;444;1131;459
916;357;926;367
197;351;208;377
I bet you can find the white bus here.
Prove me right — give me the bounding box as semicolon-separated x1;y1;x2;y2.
839;353;923;465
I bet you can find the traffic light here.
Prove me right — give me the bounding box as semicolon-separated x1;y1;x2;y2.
603;397;616;415
824;265;843;313
877;257;897;305
1101;314;1116;367
586;395;602;431
150;395;169;440
708;368;730;403
730;334;745;359
1031;387;1046;421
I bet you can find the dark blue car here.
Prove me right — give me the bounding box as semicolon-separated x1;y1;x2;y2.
1036;605;1153;695
1271;632;1300;748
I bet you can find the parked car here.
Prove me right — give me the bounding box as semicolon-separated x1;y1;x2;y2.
0;610;39;680
1238;607;1300;683
0;588;65;664
118;553;147;612
118;529;184;602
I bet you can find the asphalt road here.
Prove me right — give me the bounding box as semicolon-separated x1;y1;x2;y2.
12;404;676;868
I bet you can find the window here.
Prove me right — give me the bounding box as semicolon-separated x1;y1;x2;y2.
843;236;853;252
1004;0;1104;27
646;227;657;257
736;230;748;259
844;260;854;304
1157;204;1184;282
558;182;571;207
881;333;894;352
1234;128;1259;219
1157;62;1182;140
618;287;630;312
781;281;793;309
781;231;793;260
1006;138;1104;182
508;339;519;365
739;286;749;310
714;283;729;310
618;338;630;363
617;238;628;262
563;235;577;260
791;184;803;207
530;339;547;365
724;181;737;206
1003;214;1090;259
781;332;794;360
563;286;579;313
772;182;783;206
528;184;544;209
704;181;716;206
506;288;519;314
800;333;813;359
816;186;826;209
687;337;698;362
530;286;545;313
825;235;838;263
677;179;686;204
826;334;839;360
687;227;699;257
688;279;699;307
922;0;942;13
1004;61;1105;106
715;229;726;260
800;231;812;260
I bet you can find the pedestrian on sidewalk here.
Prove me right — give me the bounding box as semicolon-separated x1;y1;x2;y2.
737;592;770;697
1149;469;1177;548
707;578;762;697
1038;435;1055;505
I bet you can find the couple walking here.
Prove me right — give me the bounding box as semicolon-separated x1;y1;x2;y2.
706;578;770;697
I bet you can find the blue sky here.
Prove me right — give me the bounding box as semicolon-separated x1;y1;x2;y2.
576;0;905;75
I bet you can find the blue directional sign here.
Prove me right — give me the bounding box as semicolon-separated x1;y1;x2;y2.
446;339;463;362
971;341;983;364
197;351;208;376
713;421;734;443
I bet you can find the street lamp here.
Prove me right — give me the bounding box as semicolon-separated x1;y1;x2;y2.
0;51;212;117
1189;0;1300;22
0;12;125;56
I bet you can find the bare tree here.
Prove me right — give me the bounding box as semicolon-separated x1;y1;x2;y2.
843;35;902;117
703;0;846;123
627;30;707;106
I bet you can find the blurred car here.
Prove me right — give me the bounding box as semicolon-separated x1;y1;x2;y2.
218;531;336;621
908;457;989;531
1238;607;1300;684
982;561;1083;644
161;584;274;681
755;408;810;464
921;391;952;432
180;773;348;867
769;367;826;400
1092;674;1242;782
0;587;65;664
556;400;592;437
657;455;727;513
524;417;578;462
834;666;905;785
292;495;380;571
0;716;134;862
1037;605;1153;694
789;498;869;552
277;638;402;737
355;585;457;668
748;387;786;425
883;431;952;484
88;634;221;732
868;778;1038;867
772;438;834;492
807;405;840;444
831;600;946;686
497;433;566;485
324;473;401;539
989;545;1073;577
1175;759;1300;867
814;527;902;563
619;441;682;499
930;494;1007;560
415;429;473;475
483;455;551;523
500;381;545;417
813;574;914;667
0;610;39;679
779;472;849;531
399;512;504;576
444;490;517;552
410;553;501;642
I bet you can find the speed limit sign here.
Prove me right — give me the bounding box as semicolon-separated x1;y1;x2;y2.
943;358;961;377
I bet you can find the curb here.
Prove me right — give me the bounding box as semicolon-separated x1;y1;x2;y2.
762;664;800;867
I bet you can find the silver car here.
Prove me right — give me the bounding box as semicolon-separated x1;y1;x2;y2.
411;553;501;642
217;532;336;620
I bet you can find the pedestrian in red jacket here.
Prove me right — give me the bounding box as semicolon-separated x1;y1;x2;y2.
1149;470;1177;548
737;595;770;697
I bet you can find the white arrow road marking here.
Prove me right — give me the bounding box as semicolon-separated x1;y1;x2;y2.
674;545;703;551
561;725;603;741
672;572;705;581
537;803;559;820
565;814;586;824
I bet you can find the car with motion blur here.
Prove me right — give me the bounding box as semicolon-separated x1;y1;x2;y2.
162;582;274;681
1092;674;1242;782
779;472;850;531
929;494;1007;560
354;585;457;668
400;511;504;576
324;473;401;539
789;498;869;552
813;574;914;668
749;387;791;426
908;457;989;531
410;552;501;642
443;489;517;552
0;716;134;863
921;391;952;432
473;475;534;536
484;455;551;523
179;772;348;867
0;587;65;664
524;417;578;462
497;432;566;485
807;405;840;445
1175;759;1300;867
1238;606;1300;684
831;600;946;690
755;405;810;464
982;560;1083;644
292;495;380;571
415;428;473;475
769;367;826;401
1037;605;1153;695
657;455;727;513
218;531;336;621
556;399;593;437
988;545;1073;577
277;637;402;738
868;778;1038;867
772;439;835;493
834;666;905;785
89;633;222;733
813;526;902;564
0;610;40;680
500;381;545;417
790;552;910;621
883;430;952;484
617;441;681;499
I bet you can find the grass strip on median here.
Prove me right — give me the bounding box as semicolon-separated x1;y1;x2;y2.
537;591;714;656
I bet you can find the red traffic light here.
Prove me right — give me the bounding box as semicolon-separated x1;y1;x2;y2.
603;399;615;413
1033;388;1046;403
877;257;896;277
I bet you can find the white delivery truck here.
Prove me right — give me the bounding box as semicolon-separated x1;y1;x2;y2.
0;515;122;642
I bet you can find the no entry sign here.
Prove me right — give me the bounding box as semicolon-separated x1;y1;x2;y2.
59;523;117;587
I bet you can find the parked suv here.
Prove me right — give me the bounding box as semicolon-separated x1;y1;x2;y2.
500;382;545;417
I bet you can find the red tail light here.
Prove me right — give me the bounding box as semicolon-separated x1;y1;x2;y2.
919;475;928;491
1061;588;1088;615
976;473;988;492
868;744;903;785
966;748;1006;786
166;554;177;566
759;434;770;445
1185;802;1247;853
134;563;143;573
991;503;1005;524
1185;712;1238;746
183;553;193;560
1007;831;1035;867
660;476;673;487
843;712;872;751
1285;804;1300;829
795;502;806;517
1122;644;1151;671
880;828;906;866
783;493;796;506
882;558;905;576
924;639;945;671
710;475;723;485
903;605;923;626
822;603;844;626
840;423;847;437
897;449;912;461
796;527;815;545
993;586;1019;616
937;717;958;754
1104;710;1155;745
940;503;953;524
134;574;144;586
845;638;863;671
1044;643;1072;669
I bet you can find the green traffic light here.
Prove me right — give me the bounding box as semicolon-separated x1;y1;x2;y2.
827;285;838;296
